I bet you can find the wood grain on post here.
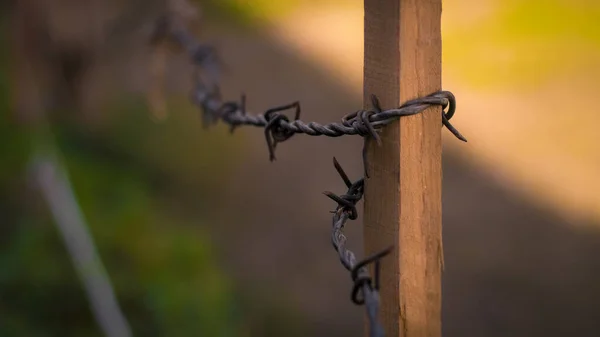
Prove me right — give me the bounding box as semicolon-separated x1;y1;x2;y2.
363;0;443;336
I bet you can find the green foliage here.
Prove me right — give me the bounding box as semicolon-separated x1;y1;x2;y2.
0;185;239;337
0;14;242;337
63;144;238;336
0;111;241;336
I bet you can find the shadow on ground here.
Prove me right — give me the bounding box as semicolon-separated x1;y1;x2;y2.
160;22;600;337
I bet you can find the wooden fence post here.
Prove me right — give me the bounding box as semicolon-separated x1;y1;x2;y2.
363;0;443;336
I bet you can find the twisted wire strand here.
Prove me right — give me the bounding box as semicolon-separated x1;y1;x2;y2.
324;157;393;337
191;76;467;162
159;22;467;162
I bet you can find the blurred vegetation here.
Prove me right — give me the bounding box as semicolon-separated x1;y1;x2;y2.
204;0;600;90
200;0;352;27
0;3;312;335
443;0;600;89
0;14;243;337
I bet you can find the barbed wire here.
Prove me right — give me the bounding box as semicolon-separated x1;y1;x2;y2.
153;15;466;337
157;19;466;159
324;157;393;337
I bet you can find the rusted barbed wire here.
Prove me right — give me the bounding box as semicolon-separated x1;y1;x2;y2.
153;15;466;337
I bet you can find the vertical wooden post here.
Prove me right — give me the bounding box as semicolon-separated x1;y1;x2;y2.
363;0;443;337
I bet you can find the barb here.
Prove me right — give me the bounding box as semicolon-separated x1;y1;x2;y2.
323;157;393;337
157;20;466;162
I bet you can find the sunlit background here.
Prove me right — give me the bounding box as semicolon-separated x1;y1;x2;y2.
1;0;599;336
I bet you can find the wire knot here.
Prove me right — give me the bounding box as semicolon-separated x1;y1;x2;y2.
399;91;466;142
264;102;301;161
323;157;365;220
323;186;363;220
435;91;466;141
341;94;384;145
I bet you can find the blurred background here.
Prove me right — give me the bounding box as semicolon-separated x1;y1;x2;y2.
1;0;599;336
